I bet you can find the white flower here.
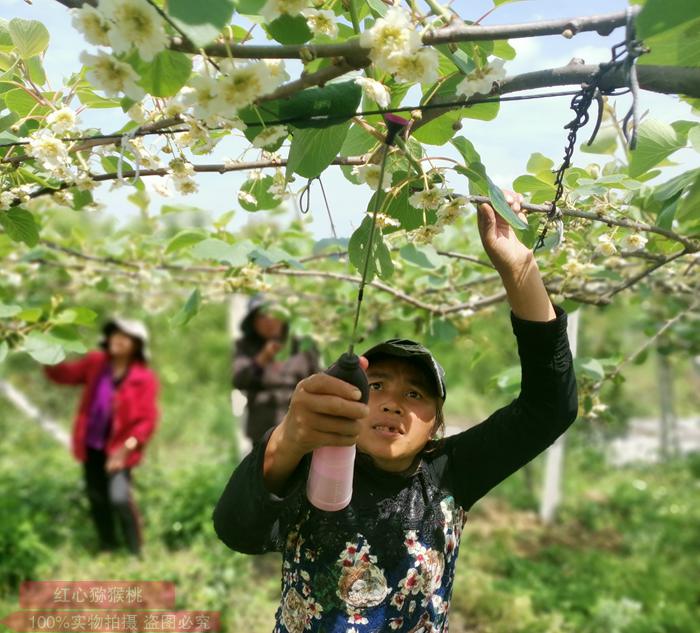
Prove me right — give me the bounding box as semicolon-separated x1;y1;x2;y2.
238;191;257;206
71;5;111;46
621;233;648;251
359;8;422;73
253;125;288;149
264;59;290;88
392;47;440;85
214;62;275;113
408;187;444;210
437;196;468;225
80;51;144;99
180;74;219;120
303;8;338;38
0;190;15;210
127;103;147;124
99;0;168;61
352;163;392;191
373;212;400;229
261;0;309;23
53;189;74;206
355;77;390;108
412;224;443;244
562;259;593;278
27;130;69;171
75;171;96;191
174;177;198;194
456;58;506;99
46;107;77;135
169;158;194;178
595;233;617;256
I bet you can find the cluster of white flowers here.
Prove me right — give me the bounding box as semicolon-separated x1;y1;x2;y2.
359;8;438;85
411;224;442;245
352;163;392;191
238;190;257;206
561;258;596;279
27;130;70;171
303;8;338;38
437;196;470;225
46;107;77;136
262;0;310;22
408;186;445;211
594;231;649;256
456;58;506;99
252;125;288;149
355;77;390;109
0;190;16;210
72;0;168;62
80;50;144;99
169;158;198;195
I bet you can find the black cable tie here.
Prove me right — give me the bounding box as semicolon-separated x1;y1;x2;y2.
586;89;605;146
298;176;319;214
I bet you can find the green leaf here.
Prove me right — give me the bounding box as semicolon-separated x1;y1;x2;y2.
628;119;685;177
580;125;618;155
0;341;7;363
8;18;49;59
366;0;388;16
54;307;97;326
413;110;462;146
4;88;49;117
399;243;442;269
168;0;235;47
25;56;46;86
23;331;65;365
135;50;192;97
265;14;312;45
575;357;605;381
0;207;39;246
0;20;14;53
238;175;282;211
233;0;266;14
513;174;555;203
190;238;253;266
486;175;528;230
0;302;21;318
341;124;377;156
165;230;207;254
171;288;201;327
286;122;350;179
348;215;394;282
17;307;42;322
76;88;121;109
689;125;700;152
677;175;700;221
526;152;554;174
636;0;700;67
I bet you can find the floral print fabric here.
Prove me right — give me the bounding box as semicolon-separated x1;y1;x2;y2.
273;495;466;633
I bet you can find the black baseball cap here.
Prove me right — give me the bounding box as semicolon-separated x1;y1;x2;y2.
362;338;447;400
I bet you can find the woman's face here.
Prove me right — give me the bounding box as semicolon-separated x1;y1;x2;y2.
356;358;438;473
253;311;285;340
108;331;138;360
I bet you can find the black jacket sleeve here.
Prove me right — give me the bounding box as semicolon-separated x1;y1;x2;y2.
212;427;312;554
444;303;578;510
232;342;264;391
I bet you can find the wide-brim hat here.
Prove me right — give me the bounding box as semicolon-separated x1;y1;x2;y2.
101;317;150;362
362;338;446;400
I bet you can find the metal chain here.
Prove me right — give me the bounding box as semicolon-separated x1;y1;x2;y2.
533;10;647;252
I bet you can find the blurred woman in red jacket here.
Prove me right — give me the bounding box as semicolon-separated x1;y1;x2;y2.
44;318;159;557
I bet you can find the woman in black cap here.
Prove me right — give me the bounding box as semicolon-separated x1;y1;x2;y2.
214;193;578;632
43;317;159;557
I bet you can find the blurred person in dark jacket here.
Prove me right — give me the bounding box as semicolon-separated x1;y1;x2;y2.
232;296;319;445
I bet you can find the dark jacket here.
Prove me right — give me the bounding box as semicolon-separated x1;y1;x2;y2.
214;305;578;632
232;308;320;443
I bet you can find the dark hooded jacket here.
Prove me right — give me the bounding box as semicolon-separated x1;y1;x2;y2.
232;302;320;443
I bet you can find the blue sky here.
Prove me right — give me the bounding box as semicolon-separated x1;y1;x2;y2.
2;0;698;239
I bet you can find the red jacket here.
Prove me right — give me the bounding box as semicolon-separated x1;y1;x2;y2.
44;350;159;468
